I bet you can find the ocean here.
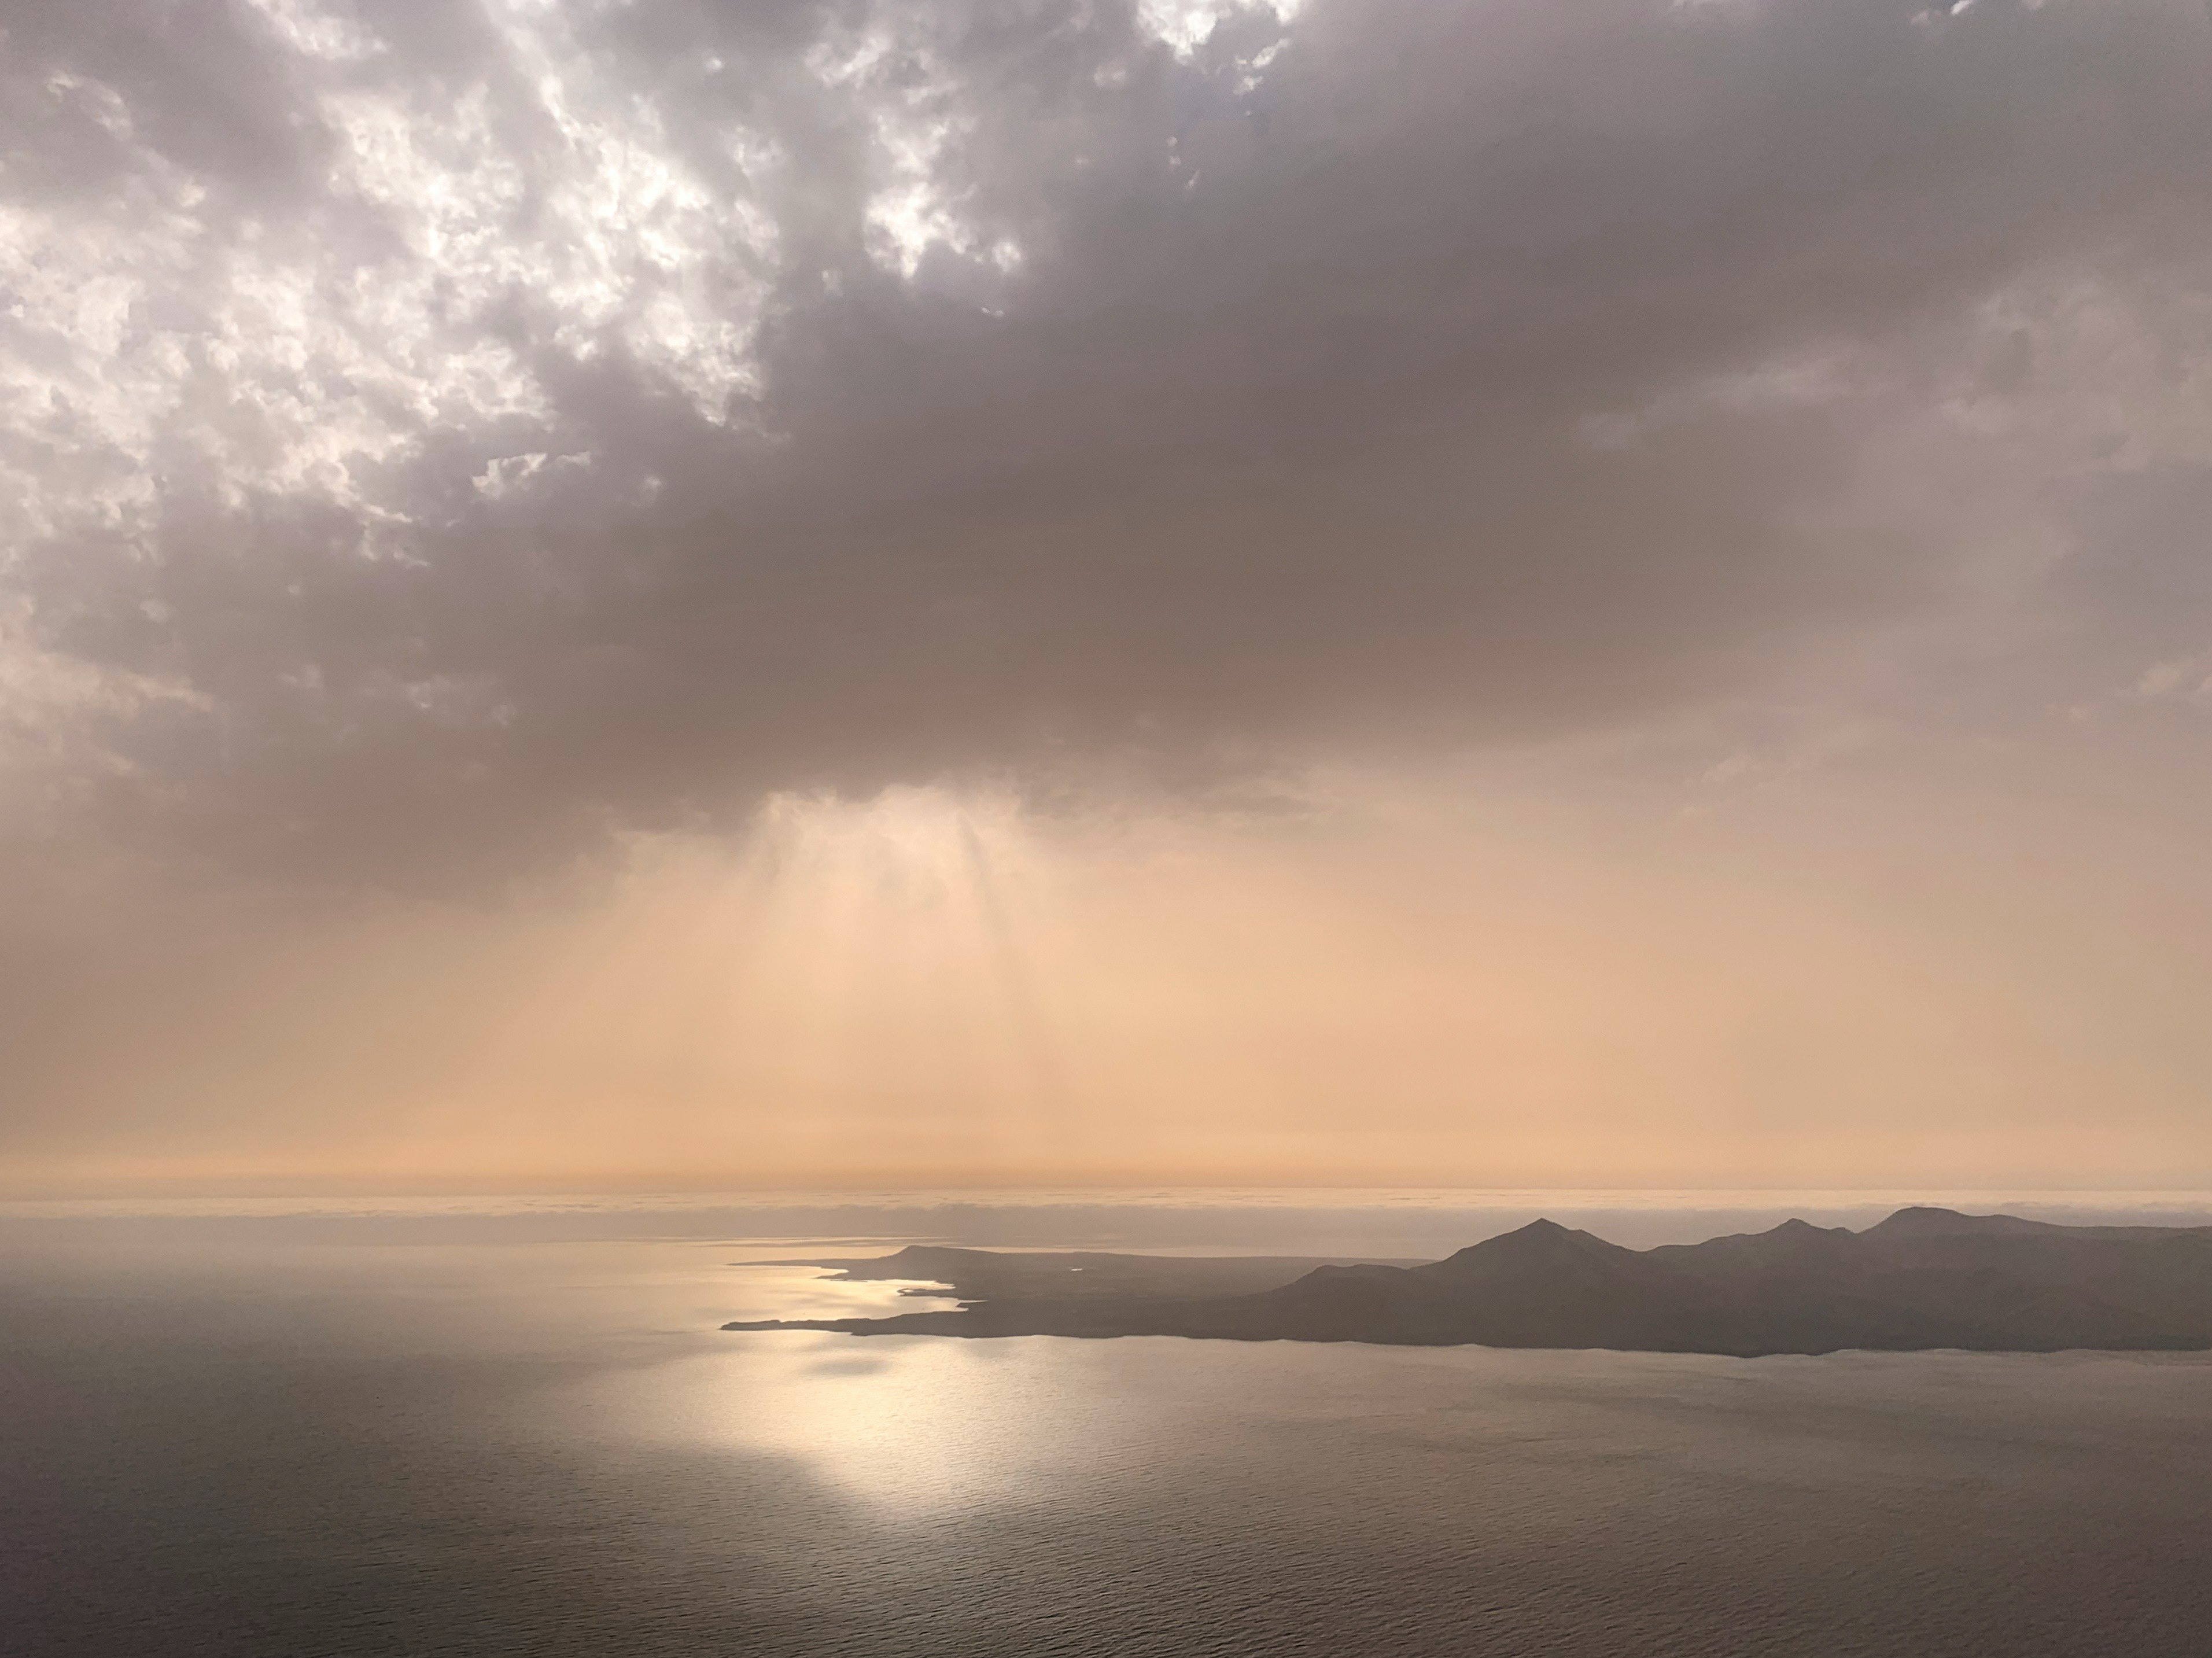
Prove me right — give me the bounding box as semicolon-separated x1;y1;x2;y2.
6;1191;2211;1656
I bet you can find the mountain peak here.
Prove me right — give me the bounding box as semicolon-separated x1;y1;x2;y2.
1867;1204;1973;1230
1486;1218;1601;1250
1862;1206;2054;1238
1421;1218;1628;1277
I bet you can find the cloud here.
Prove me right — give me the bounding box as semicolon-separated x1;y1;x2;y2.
2;0;2210;889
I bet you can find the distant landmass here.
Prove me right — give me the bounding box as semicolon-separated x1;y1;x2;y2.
723;1209;2212;1355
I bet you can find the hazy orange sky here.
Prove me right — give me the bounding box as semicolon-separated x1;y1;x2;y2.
2;0;2210;1195
10;746;2209;1195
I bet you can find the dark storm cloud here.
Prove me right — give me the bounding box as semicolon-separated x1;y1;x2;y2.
5;0;2210;887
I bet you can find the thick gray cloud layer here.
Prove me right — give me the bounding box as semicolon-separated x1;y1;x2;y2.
3;0;2211;889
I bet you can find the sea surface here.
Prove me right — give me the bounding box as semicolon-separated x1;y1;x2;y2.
5;1190;2211;1657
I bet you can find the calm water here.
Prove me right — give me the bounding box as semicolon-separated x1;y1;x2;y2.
6;1196;2212;1656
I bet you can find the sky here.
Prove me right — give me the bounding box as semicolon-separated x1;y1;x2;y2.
2;0;2210;1196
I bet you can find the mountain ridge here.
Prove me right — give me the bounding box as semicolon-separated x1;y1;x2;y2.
723;1208;2212;1355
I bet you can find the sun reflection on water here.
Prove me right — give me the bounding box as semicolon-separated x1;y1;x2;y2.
591;1258;1098;1512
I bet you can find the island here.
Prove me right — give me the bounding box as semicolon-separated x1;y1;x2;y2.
723;1208;2212;1355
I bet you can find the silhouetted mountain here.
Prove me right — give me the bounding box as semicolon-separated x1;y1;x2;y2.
724;1209;2212;1355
